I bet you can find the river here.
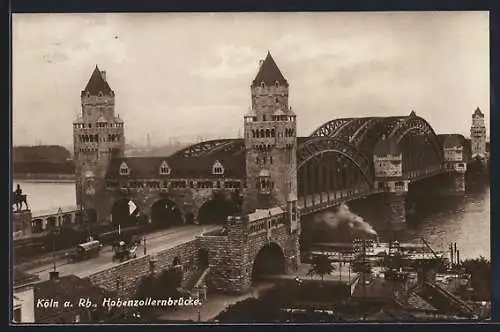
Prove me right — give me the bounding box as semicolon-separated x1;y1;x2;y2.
13;180;490;260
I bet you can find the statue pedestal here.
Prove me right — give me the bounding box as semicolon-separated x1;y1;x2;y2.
12;209;32;239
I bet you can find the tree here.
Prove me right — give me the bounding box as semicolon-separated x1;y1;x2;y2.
156;267;183;299
134;274;158;317
307;255;335;284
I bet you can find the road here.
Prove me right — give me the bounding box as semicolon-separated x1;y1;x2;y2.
28;225;220;282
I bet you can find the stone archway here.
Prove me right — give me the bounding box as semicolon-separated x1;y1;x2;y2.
197;195;241;225
46;216;57;230
32;219;43;233
85;208;98;224
252;243;286;284
111;198;139;227
151;199;183;228
62;214;72;226
197;248;209;268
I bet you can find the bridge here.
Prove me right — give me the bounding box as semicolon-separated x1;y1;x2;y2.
12;206;81;239
13;53;487;300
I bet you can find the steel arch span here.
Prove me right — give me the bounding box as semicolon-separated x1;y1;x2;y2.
171;139;237;158
330;117;378;141
309;118;353;137
297;137;374;186
388;112;444;165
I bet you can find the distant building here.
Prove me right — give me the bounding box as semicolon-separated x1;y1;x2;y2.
33;273;115;323
470;107;487;159
13;269;39;323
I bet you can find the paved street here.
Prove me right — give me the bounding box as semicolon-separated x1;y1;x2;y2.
28;225;220;281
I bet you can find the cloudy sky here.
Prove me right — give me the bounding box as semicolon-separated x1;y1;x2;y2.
12;11;489;147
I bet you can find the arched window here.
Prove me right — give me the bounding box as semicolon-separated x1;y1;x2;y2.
265;129;270;137
89;135;94;142
275;81;279;88
119;162;130;176
261;82;265;88
260;129;265;138
271;129;275;137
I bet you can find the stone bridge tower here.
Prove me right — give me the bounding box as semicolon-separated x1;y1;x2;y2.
73;66;125;224
243;52;298;213
470;107;487;159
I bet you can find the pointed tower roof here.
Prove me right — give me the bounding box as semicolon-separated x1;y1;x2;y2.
252;52;288;87
81;65;113;96
473;107;484;117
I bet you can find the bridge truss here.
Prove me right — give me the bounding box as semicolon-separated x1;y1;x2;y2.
174;112;448;212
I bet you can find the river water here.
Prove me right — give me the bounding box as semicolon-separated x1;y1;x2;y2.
13;180;490;260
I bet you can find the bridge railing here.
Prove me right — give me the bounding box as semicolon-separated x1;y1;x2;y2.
247;207;287;236
31;205;79;218
298;185;372;208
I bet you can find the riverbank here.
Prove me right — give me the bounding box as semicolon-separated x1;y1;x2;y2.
13;174;75;183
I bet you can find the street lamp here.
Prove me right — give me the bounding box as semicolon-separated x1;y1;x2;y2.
52;227;60;273
57;207;63;228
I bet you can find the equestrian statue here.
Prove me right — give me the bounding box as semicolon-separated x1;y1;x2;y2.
13;184;29;212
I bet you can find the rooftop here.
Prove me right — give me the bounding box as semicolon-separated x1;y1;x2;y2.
81;65;113;97
34;274;113;323
13;269;40;288
252;52;289;87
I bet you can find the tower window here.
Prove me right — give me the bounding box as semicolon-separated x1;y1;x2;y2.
212;160;225;175
119;162;130;176
275;81;279;87
261;82;265;88
159;160;171;175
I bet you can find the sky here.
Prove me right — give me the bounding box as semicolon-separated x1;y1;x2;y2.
12;11;490;147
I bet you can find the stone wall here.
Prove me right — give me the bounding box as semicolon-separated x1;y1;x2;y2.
85;212;300;298
13;210;32;238
86;240;199;298
102;185;242;225
198;214;300;295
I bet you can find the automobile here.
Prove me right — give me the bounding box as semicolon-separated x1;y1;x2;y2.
68;240;103;263
112;241;138;262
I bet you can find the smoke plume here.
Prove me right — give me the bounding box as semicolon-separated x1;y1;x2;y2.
304;204;378;243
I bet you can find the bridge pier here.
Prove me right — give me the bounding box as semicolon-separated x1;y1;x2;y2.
450;172;466;193
12;210;33;238
382;192;406;236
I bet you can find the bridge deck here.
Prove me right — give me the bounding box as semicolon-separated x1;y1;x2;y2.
298;188;382;214
30;205;79;218
27;225;220;282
